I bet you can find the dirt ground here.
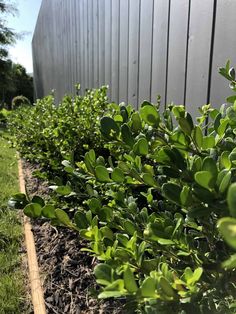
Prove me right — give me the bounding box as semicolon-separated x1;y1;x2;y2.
22;159;123;314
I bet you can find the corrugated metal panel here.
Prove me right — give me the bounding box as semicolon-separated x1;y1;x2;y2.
166;0;189;105
111;0;119;103
151;0;169;109
138;0;154;105
210;0;236;107
185;0;214;118
32;0;236;116
128;0;140;109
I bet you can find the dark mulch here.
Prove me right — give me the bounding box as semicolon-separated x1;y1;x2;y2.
22;159;123;314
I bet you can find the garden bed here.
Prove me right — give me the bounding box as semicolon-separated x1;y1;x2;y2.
22;159;123;314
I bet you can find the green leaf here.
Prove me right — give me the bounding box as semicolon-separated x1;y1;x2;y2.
172;105;185;118
202;157;218;179
226;95;236;104
124;266;138;293
99;206;113;221
219;171;231;194
95;166;111;182
193;126;203;149
141;277;156;297
24;203;42;218
202;136;215;149
55;209;73;227
157;238;175;245
55;185;72;196
180;186;192;206
188;206;211;218
98;291;125;299
159;277;176;298
124;221;137;235
104;279;125;292
183;267;193;282
227;107;236;126
74;211;89;229
8;193;28;209
111;168;125;183
217;217;236;249
192;186;214;202
217;118;229;136
188;268;203;285
140;103;159;127
84;151;95;174
32;195;45;207
100;116;120;138
178;113;193;135
162;183;182;205
220;151;231;170
229;149;236;165
133;138;149;155
114;114;123;122
121;124;135;148
42;204;56;219
194;171;214;190
88;198;101;213
227;183;236;217
94;263;113;285
131;112;142;132
142;173;158;187
222;254;236;269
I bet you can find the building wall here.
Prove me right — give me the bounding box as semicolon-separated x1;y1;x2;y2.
32;0;236;115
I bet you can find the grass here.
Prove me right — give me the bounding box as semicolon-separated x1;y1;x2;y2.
0;128;27;314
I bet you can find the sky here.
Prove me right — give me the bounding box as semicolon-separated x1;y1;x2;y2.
6;0;42;73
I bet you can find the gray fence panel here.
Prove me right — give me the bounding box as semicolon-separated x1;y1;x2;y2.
111;0;119;103
79;0;84;93
210;0;236;107
105;0;112;98
92;0;99;88
167;0;189;105
185;0;214;118
119;0;129;104
151;0;169;109
98;0;105;87
138;0;154;105
87;1;93;89
32;0;236;116
128;0;140;109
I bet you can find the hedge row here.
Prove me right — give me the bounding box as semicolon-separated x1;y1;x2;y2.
9;62;236;313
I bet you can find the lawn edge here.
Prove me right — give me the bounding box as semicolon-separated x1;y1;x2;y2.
18;157;46;314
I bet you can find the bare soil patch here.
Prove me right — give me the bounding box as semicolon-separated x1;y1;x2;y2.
22;160;123;314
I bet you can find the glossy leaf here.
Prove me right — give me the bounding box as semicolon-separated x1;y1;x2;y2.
111;168;125;183
95;166;111;182
217;217;236;249
42;204;56;219
100;116;120;138
133;138;149;155
140;104;159;127
123;266;138;293
24;203;42;218
55;209;73;227
227;183;236;217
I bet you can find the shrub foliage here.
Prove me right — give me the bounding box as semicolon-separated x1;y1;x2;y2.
9;63;236;313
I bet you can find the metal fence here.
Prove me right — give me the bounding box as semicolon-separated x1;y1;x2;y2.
32;0;236;116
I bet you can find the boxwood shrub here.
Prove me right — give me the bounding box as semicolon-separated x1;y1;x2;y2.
10;62;236;313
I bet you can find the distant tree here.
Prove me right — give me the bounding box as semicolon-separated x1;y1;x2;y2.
0;1;33;107
0;0;17;60
6;63;33;105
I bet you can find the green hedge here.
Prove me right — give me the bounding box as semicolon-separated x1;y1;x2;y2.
9;62;236;313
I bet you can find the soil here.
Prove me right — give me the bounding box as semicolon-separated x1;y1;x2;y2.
22;159;123;314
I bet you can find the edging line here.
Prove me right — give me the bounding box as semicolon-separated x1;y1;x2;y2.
18;158;46;314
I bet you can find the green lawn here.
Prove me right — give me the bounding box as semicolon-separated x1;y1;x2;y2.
0;129;28;314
